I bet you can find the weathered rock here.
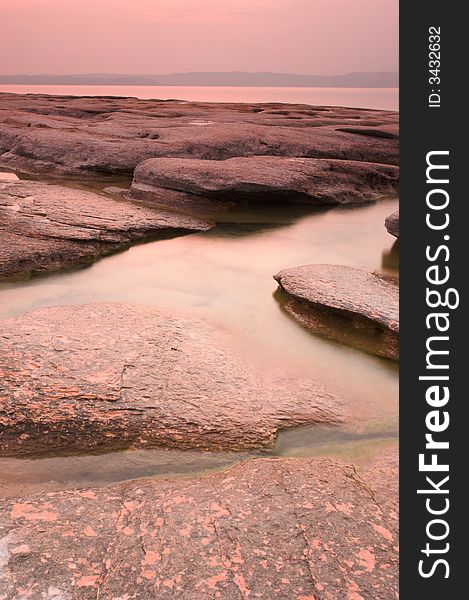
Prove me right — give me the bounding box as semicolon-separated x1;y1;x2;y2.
0;172;19;182
274;264;399;360
336;123;399;139
0;451;398;599
0;303;341;456
385;210;399;238
0;94;398;176
0;180;212;279
127;156;399;209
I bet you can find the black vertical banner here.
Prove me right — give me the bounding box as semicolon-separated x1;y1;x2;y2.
400;1;467;597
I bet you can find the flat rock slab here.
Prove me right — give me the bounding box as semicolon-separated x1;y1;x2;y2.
385;210;399;238
0;303;341;457
274;265;399;360
0;452;398;599
0;180;211;279
0;94;398;176
128;156;399;209
0;172;19;182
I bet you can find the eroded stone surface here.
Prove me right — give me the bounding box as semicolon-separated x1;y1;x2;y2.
0;172;19;182
127;156;399;209
0;180;211;279
0;94;398;176
274;265;399;360
385;210;399;238
0;451;398;599
0;303;341;456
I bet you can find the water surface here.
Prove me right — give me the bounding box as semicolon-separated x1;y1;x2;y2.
0;197;399;426
0;85;398;110
0;179;399;494
0;423;397;499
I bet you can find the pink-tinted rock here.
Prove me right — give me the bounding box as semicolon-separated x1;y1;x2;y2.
0;172;19;182
0;94;398;176
385;210;399;238
0;303;341;457
275;264;399;360
0;451;398;599
0;180;211;279
127;156;399;209
336;123;399;139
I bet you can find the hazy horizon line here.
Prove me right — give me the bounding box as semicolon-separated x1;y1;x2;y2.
2;70;399;77
0;71;399;89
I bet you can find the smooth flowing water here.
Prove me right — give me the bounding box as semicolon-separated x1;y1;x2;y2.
0;172;399;495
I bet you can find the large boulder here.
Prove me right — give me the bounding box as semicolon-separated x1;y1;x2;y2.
0;180;211;279
0;303;341;457
127;156;399;209
0;94;399;176
385;210;399;238
0;451;398;599
275;264;399;360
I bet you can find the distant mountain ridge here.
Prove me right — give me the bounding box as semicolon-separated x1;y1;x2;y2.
0;71;398;88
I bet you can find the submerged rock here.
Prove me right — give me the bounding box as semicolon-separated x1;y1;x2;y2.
0;303;341;456
0;93;398;176
0;180;211;279
385;210;399;238
274;264;399;360
127;156;399;209
0;451;398;599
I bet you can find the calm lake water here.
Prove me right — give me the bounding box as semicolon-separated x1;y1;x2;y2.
0;181;399;495
0;85;399;110
0;78;399;492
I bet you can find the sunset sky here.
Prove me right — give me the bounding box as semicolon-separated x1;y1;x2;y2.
0;0;398;75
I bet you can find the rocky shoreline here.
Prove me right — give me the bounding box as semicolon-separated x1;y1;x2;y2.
0;180;212;280
274;265;399;360
1;94;399;280
0;303;341;457
0;94;398;177
0;94;399;599
123;156;398;210
0;451;398;599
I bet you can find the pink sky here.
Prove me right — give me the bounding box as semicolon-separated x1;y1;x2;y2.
0;0;398;75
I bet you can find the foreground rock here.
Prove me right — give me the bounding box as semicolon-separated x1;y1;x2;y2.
0;303;340;456
385;210;399;238
0;180;211;279
126;156;399;209
0;451;398;599
274;265;399;360
0;94;398;176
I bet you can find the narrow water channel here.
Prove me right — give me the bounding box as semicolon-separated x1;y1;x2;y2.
0;174;399;496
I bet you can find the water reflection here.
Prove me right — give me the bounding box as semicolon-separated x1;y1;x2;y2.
273;287;398;361
382;239;400;273
0;195;400;494
0;424;397;499
199;204;333;237
0;198;399;433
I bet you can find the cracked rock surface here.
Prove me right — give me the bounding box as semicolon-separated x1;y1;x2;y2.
0;94;398;176
0;451;398;600
0;303;341;457
0;180;212;279
275;264;399;360
127;156;399;209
